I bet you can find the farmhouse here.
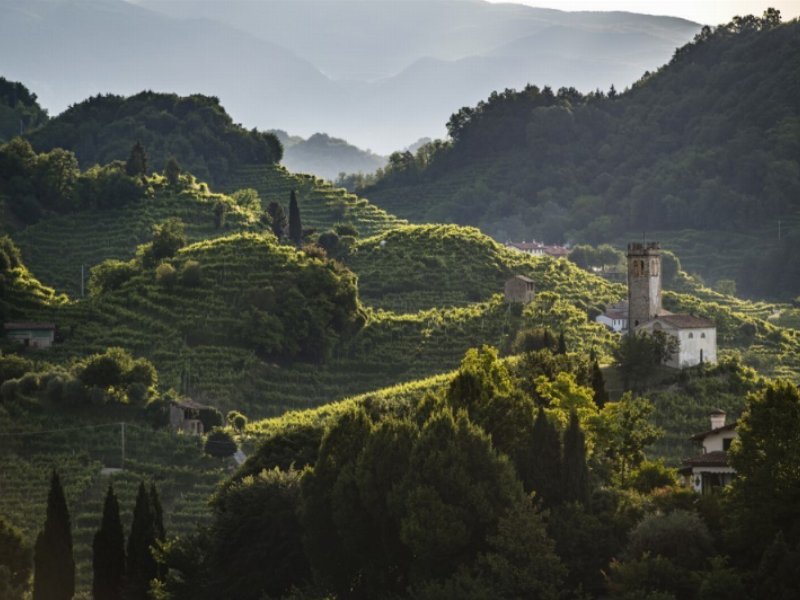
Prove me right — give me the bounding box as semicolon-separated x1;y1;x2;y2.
679;410;738;494
627;241;717;368
169;397;207;435
595;302;629;332
3;322;56;349
504;275;535;304
505;240;568;258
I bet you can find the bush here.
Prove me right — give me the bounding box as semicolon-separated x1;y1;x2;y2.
0;379;19;403
227;410;248;432
205;429;237;458
17;372;40;395
334;223;359;237
44;375;66;404
180;260;202;287
155;263;178;289
198;406;224;432
88;259;138;295
630;460;678;493
627;510;714;570
79;347;133;388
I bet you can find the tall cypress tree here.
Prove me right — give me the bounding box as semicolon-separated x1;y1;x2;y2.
562;411;591;506
33;471;75;600
590;359;609;409
524;407;562;505
288;190;302;245
126;482;157;599
93;484;125;600
557;331;567;355
125;141;148;177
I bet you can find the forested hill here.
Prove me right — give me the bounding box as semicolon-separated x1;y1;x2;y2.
0;77;48;141
26;91;283;184
363;12;800;298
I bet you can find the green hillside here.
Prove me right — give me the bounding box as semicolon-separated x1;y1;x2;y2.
26;91;282;184
222;164;406;238
363;13;800;299
0;77;48;142
13;175;262;296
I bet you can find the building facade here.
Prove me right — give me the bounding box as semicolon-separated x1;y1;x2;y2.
504;275;535;304
680;410;737;494
3;322;56;349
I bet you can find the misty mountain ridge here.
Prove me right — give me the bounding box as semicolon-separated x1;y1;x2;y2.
1;0;699;152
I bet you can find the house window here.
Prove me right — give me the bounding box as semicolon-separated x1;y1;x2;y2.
688;332;694;339
701;333;706;339
723;438;733;451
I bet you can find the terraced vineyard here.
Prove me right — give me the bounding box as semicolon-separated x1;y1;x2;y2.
14;177;262;297
0;411;226;596
223;165;406;237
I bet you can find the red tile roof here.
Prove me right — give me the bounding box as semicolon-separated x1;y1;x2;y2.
654;314;715;329
681;450;730;468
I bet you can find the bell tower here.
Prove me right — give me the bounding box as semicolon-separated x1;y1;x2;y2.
627;241;662;328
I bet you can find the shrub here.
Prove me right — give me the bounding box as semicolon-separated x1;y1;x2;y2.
627;510;714;570
79;347;133;388
17;372;40;395
44;375;66;404
301;244;327;260
0;379;19;403
88;259;138;295
198;406;224;432
155;263;178;289
180;260;202;287
334;223;359;237
205;429;237;458
630;460;678;493
317;231;339;254
227;410;248;432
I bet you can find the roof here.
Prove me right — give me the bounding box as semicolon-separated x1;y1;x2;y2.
681;450;730;468
171;397;208;410
653;314;715;329
506;241;546;251
690;422;737;442
543;246;569;257
4;322;56;331
509;275;535;284
603;309;628;320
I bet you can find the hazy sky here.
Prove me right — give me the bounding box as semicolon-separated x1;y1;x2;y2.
486;1;800;24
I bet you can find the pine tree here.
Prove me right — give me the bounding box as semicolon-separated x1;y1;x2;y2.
92;484;125;600
126;482;157;599
562;411;591;506
590;360;609;409
33;471;75;600
524;407;562;505
557;331;567;354
266;202;287;239
125;141;148;177
288;190;302;245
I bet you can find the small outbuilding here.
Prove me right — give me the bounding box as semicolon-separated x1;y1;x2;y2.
596;302;629;332
504;275;535;304
3;322;56;349
169;397;207;435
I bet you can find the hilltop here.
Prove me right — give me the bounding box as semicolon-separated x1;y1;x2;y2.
364;12;800;299
272;130;387;181
26;91;282;184
0;77;48;142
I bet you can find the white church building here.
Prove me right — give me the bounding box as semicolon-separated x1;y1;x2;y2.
596;241;717;368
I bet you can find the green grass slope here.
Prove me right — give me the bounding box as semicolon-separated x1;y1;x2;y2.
13;175;262;296
223;164;406;238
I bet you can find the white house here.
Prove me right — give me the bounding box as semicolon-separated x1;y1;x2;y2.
506;241;568;259
595;302;629;332
3;322;56;349
638;314;717;368
679;410;737;494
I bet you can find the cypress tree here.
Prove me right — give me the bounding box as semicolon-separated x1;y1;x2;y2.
288;190;302;245
149;483;166;579
524;407;562;505
557;331;567;354
590;359;609;409
33;471;75;600
92;484;125;600
562;411;591;506
164;156;181;187
543;329;555;351
126;482;157;599
266;202;287;239
125;141;148;177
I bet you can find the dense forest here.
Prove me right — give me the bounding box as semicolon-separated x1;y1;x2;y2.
26;91;283;184
364;11;800;299
0;78;48;141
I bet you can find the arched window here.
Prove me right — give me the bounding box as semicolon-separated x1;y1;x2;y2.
701;332;706;339
688;332;694;339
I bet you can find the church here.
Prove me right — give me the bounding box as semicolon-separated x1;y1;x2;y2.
627;241;717;368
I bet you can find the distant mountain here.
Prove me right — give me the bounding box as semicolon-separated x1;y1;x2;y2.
1;0;699;152
272;130;387;181
363;15;800;299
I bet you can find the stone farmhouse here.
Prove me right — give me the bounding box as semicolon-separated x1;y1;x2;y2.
679;410;738;494
504;275;535;304
3;322;57;349
169;397;207;434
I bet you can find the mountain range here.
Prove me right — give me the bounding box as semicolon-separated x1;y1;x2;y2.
1;0;699;153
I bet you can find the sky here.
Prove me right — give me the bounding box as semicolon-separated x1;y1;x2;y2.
485;1;800;24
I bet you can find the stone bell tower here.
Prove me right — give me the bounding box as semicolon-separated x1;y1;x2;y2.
627;241;662;328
